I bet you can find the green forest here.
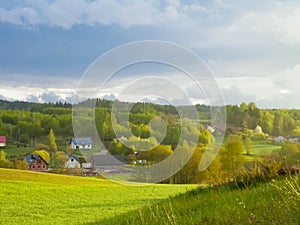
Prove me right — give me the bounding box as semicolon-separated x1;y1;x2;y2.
0;99;300;185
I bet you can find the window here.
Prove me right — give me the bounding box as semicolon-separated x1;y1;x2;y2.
32;165;35;169
71;159;74;162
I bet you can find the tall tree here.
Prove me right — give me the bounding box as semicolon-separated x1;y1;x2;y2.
244;136;253;155
48;128;57;153
273;112;283;135
0;150;11;168
220;134;245;179
0;150;6;161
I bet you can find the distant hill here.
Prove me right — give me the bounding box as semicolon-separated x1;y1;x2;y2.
0;99;72;111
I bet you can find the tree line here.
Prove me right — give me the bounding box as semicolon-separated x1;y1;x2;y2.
0;99;300;185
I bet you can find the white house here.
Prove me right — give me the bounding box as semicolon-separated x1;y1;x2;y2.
70;137;92;150
65;154;81;169
276;136;285;143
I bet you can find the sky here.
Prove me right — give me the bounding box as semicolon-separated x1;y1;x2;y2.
0;0;300;108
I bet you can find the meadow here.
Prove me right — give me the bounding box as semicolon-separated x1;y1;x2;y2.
0;169;196;225
243;142;282;161
100;176;300;225
1;169;299;225
249;142;281;155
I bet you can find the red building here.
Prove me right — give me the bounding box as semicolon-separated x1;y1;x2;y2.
25;154;48;171
0;136;6;147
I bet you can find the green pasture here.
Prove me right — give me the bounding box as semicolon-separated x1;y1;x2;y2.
0;169;196;225
243;142;282;160
102;176;300;225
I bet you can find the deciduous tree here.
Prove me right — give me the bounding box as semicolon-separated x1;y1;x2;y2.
220;134;245;179
48;128;57;152
32;150;50;164
244;136;253;155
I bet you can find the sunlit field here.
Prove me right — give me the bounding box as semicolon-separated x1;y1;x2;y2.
0;169;196;225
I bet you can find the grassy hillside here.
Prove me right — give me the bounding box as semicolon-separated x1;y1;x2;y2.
100;176;300;225
250;142;281;155
0;169;196;225
244;142;282;160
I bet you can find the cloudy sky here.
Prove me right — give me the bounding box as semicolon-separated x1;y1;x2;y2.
0;0;300;108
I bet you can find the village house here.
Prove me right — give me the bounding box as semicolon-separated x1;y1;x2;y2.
25;154;48;171
65;153;81;169
0;136;6;147
70;137;92;150
276;136;285;143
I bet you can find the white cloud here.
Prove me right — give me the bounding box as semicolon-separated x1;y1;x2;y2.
272;3;300;45
0;7;40;26
215;63;300;108
185;1;300;50
273;64;300;91
0;0;209;28
0;85;76;103
1;0;300;109
0;73;77;103
215;0;237;9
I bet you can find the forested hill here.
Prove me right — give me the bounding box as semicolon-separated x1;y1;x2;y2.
0;100;72;111
1;99;300;185
1;99;300;138
0;99;211;117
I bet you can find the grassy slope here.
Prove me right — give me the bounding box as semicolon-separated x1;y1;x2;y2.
244;142;282;160
250;143;281;155
102;177;300;225
0;169;196;225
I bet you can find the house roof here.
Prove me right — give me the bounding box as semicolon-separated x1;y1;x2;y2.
66;153;79;162
0;136;6;143
71;137;92;145
25;154;48;166
91;154;126;166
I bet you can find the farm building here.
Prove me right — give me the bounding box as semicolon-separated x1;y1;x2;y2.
65;153;81;169
70;137;92;150
0;136;6;147
91;154;126;173
25;154;48;171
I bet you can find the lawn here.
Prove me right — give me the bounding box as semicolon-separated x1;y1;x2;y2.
0;169;196;225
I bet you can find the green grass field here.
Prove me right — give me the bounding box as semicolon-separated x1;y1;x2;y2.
101;176;300;225
250;143;281;155
1;142;296;225
0;169;196;225
243;142;282;160
1;168;299;225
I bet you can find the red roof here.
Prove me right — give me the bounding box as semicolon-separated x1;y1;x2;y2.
0;136;6;143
